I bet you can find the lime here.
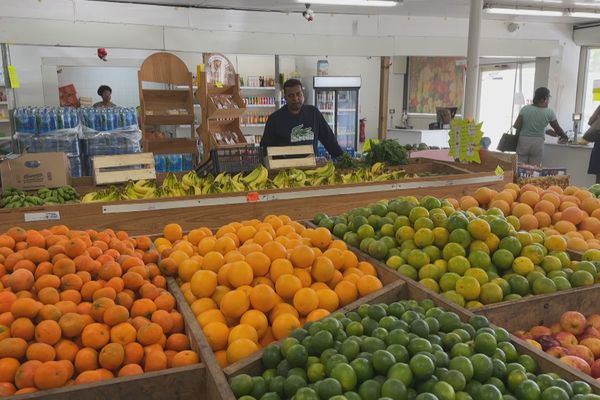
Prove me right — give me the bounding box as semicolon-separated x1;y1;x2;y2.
346;321;364;337
419;264;441;280
448;256;471;275
408;337;433;355
316;377;343;399
408;250;431;268
447;213;469;232
521;245;544;265
414;217;435;231
532;277;557;295
456;276;481;301
438;312;462;332
387;256;405;270
276;360;291;377
451;343;474;358
469;251;492;270
552;379;574;397
409;353;435;380
492;249;514;270
263;345;283;369
410;319;431;338
262;368;277;385
344;392;362;400
294;387;319;400
509;275;530;296
326;354;349;376
456;392;473;400
230;374;254;398
351;357;374;383
398;265;418;280
367;214;382;230
330;362;358;391
379;378;408;400
443;291;466;307
414;228;435;246
373;350;397;375
569;270;595;287
286;344;308;368
449;356;474;381
440;272;461;292
307;362;325;383
515;380;541;400
492;359;507;380
490;219;511;238
434;381;457;400
268;375;285;397
479;283;504;305
340;339;361;361
570;381;592;395
442;369;467;391
476;384;503;400
410;207;430;223
361;336;386;353
359;379;382;400
311;330;334;354
284;375;306;398
443;243;467;260
517;355;537;374
507;369;528;392
466;381;483;398
449;229;472;248
541;387;569;400
387;329;411;346
357;224;375;240
470;353;493;382
500;237;522;257
388;362;414;386
288;367;307;381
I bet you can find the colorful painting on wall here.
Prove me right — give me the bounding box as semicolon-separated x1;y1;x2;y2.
408;57;465;114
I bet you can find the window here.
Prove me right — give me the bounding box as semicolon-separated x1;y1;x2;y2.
583;48;600;128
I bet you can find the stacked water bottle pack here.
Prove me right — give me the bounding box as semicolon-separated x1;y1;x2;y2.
15;107;83;177
13;106;142;177
79;107;142;176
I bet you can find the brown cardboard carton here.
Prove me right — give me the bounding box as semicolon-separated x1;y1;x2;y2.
0;153;69;190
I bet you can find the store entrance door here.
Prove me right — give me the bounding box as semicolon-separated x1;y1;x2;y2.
477;62;535;151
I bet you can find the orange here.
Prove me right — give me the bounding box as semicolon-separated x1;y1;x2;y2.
459;196;479;210
473;187;493;206
214;236;237;255
311;227;332;249
211;285;231;306
534;212;552;228
519;214;539;231
228;324;259;345
11;317;35;341
555;220;577;234
581;217;600;235
561;207;584;225
270;303;299;323
163;223;183;242
171;350;199;367
227;261;254;288
190;270;217;298
520;191;540;207
245;252;271;276
357;261;377;276
342;250;359;270
316;288;340;312
35;320;62;345
512;203;534;218
26;343;56;362
293;268;312;287
262;241;287;262
356;275;383;296
203;321;230;351
335;280;358;306
489;200;510;216
33;361;69;389
99;342;125;371
311;256;335;282
240;310;269;339
0;357;20;382
249;284;277;313
201;251;225;273
144;350;167;372
226;338;258;365
293;288;319;316
190;298;217;316
237;225;257;243
270;259;294;281
275;274;303;300
271;314;301;340
110;322;137;346
219;289;250;319
567;237;588;252
136;322;163;346
289;245;315;268
81;323;110;350
306;308;331;322
323;248;344;270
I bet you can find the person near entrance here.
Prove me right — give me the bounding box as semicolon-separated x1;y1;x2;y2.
586;105;600;183
93;85;117;108
260;79;343;158
512;87;568;166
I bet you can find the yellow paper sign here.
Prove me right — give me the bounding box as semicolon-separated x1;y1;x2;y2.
448;119;483;163
495;165;504;177
215;81;224;88
594;80;600;101
7;65;20;88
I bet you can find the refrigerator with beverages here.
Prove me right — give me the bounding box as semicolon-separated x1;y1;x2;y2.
313;76;361;155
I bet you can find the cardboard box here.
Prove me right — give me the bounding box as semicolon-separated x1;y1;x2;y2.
0;152;70;190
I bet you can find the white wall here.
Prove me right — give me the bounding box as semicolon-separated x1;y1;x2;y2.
0;0;581;130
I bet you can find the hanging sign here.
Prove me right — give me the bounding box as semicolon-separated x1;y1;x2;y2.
594;80;600;101
448;119;483;163
7;65;20;88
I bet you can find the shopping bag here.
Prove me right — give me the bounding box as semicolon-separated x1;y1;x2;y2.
497;131;519;152
583;117;600;143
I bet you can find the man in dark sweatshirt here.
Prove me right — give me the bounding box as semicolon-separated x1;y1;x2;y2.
260;79;343;158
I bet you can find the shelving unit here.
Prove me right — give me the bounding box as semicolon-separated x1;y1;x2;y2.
138;52;198;158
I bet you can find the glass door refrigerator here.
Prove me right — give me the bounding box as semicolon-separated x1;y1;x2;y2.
313;76;361;156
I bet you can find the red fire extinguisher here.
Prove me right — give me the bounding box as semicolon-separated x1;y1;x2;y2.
359;118;366;143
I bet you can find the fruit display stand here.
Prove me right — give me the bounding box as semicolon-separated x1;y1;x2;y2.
212;278;600;400
0;159;510;235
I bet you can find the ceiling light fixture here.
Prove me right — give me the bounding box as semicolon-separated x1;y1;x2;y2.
484;6;564;17
569;11;600;18
296;0;399;7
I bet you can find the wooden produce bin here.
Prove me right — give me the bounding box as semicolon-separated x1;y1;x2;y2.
472;285;600;392
0;160;509;235
14;280;207;400
214;279;599;400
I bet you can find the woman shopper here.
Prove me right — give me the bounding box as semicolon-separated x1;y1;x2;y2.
512;87;568;166
586;105;600;183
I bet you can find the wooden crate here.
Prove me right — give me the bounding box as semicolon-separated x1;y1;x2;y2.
214;280;599;400
15;278;206;400
92;153;156;185
264;145;316;169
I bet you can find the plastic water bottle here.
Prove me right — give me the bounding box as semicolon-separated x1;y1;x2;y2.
70;107;79;127
49;109;57;131
40;108;51;134
106;108;115;131
29;107;38;134
100;109;108;131
126;107;137;127
57;108;65;130
64;107;72;129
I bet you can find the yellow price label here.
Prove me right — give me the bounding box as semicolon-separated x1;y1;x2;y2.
495;165;504;177
215;81;224;88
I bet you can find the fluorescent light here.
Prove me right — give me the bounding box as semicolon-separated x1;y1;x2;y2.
484;6;564;16
297;0;399;6
570;11;600;18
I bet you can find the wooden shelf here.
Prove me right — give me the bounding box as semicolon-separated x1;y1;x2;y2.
240;86;276;90
144;114;194;125
0;119;9;123
242;124;266;128
246;104;275;108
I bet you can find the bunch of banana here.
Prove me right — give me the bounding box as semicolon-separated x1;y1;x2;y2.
240;165;269;190
1;186;80;208
181;171;203;191
1;189;45;208
81;186;121;203
132;179;158;199
272;169;306;188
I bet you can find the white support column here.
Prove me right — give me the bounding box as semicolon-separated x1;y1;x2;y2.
463;0;483;120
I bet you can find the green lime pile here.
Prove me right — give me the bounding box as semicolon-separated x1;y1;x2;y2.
314;196;596;309
229;300;594;400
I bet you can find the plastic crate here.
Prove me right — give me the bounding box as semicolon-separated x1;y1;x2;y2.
196;146;262;177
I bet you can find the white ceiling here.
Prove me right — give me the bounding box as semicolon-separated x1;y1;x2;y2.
92;0;600;22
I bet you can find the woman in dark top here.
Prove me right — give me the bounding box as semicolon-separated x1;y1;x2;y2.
587;105;600;183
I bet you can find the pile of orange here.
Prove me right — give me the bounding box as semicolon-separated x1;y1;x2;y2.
0;225;198;396
455;183;600;252
156;215;384;368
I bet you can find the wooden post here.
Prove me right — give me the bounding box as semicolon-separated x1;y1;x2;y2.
378;56;391;140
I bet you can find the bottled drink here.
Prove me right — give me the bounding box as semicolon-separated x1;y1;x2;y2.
106;109;114;131
70;107;79;127
100;109;108;131
49;108;57;131
29;107;39;134
118;108;126;128
64;107;72;129
126;108;137;127
39;108;51;134
57;108;65;130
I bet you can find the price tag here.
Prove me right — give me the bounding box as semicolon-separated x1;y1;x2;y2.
215;81;224;88
7;65;20;88
246;192;260;202
495;165;505;177
24;211;60;222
